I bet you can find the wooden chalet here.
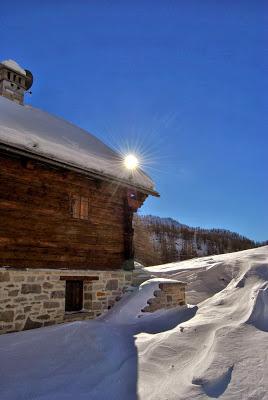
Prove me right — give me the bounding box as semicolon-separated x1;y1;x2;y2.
0;60;158;333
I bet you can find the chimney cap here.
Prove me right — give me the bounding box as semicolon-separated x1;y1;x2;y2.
1;59;26;76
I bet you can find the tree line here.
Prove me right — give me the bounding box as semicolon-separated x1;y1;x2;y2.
133;214;266;266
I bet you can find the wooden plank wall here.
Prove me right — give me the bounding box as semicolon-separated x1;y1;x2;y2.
0;151;136;270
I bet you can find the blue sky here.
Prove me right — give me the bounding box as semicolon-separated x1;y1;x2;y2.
1;1;267;241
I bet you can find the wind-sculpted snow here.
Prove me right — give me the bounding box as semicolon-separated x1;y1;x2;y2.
192;365;234;398
246;283;268;332
0;246;268;399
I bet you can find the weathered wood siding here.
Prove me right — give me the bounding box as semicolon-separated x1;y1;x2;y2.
0;151;144;270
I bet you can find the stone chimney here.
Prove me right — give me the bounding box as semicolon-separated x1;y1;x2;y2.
0;59;33;105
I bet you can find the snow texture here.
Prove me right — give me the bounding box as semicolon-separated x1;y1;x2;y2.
0;96;154;191
0;246;268;399
1;59;26;76
100;277;184;325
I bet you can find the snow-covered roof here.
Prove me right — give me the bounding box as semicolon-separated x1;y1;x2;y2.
0;96;157;194
1;59;26;76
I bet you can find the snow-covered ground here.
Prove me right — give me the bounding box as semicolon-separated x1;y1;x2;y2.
0;246;268;399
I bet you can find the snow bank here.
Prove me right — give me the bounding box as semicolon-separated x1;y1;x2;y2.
246;283;268;332
0;246;268;399
1;59;26;75
101;278;183;324
146;247;266;303
0;96;155;192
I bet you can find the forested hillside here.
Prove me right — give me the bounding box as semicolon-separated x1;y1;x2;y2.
133;214;263;266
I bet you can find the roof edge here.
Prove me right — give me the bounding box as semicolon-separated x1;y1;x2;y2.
0;143;160;197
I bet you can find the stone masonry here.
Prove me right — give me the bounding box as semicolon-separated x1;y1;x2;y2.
0;267;133;334
0;268;187;335
142;281;186;313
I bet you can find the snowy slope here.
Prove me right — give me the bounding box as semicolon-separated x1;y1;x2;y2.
146;247;265;304
0;246;268;400
0;96;154;192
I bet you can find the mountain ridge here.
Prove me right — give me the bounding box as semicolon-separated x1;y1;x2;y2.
134;214;267;266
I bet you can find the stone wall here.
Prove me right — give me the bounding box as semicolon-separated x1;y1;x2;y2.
0;268;187;335
142;281;186;312
0;267;133;334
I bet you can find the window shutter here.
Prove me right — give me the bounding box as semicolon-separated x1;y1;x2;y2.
80;197;89;220
71;195;89;220
72;195;81;219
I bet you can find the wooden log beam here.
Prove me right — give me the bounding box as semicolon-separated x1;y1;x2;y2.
60;276;99;281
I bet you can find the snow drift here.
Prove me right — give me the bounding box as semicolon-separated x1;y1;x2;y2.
0;246;268;399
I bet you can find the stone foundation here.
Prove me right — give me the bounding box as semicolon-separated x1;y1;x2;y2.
0;268;187;334
0;267;133;334
142;281;186;313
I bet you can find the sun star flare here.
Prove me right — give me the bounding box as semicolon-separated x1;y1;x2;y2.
124;154;139;170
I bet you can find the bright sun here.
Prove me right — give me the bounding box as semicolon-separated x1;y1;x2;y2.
124;154;139;170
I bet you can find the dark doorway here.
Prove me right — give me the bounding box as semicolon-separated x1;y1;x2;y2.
65;280;83;312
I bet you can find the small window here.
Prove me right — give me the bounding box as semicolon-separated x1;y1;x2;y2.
127;188;139;210
127;188;137;200
65;280;83;312
7;71;11;80
71;195;90;220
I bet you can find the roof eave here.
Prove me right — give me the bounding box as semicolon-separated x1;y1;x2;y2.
0;142;160;197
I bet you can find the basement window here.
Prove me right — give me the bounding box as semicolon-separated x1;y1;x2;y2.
71;195;90;220
65;280;83;312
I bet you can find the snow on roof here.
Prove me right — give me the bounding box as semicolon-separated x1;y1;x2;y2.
1;59;26;76
0;96;156;193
